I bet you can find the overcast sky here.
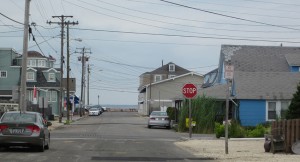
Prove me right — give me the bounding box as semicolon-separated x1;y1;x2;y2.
1;0;300;105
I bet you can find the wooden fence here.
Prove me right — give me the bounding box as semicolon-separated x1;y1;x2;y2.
271;119;300;153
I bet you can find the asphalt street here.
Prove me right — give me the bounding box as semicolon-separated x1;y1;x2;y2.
0;112;215;162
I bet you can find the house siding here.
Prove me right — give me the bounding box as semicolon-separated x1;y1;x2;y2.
239;100;266;126
0;49;20;94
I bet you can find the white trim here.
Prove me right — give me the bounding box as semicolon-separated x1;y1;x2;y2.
146;72;203;87
154;75;162;82
266;100;291;121
152;99;172;102
43;68;59;73
169;64;175;72
27;67;37;72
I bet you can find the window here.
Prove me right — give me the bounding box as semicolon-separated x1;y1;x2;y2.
27;72;34;81
154;75;162;82
267;101;290;120
168;75;176;79
49;73;55;82
169;64;175;72
38;60;46;67
27;90;33;101
47;91;57;102
268;102;276;120
281;101;289;119
0;71;7;78
32;60;36;67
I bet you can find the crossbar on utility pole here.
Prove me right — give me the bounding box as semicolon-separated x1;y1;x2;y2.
19;0;31;112
47;15;73;123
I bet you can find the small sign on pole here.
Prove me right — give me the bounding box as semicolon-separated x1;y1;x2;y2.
225;65;234;79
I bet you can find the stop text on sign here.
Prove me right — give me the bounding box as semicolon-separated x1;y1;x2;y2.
182;83;197;99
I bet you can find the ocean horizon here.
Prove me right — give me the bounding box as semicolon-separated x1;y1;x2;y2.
101;104;138;109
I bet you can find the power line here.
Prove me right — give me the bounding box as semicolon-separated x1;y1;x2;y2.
159;0;300;31
79;0;297;33
0;12;24;25
72;27;300;44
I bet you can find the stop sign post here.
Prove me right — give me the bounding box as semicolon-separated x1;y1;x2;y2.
182;83;197;139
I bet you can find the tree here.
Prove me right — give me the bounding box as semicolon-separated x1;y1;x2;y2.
286;83;300;119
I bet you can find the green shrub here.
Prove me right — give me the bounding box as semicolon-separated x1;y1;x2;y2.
215;122;225;138
166;107;176;120
247;124;266;137
229;120;246;138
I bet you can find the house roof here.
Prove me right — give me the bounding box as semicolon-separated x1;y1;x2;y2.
203;45;300;100
26;68;60;88
147;62;190;75
285;53;300;66
199;84;227;99
139;72;203;92
234;71;300;100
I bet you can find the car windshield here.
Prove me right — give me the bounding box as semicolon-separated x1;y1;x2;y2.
151;112;167;116
90;108;98;111
1;113;36;123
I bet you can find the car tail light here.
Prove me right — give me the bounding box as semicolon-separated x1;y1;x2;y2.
0;124;8;132
26;125;40;134
150;117;156;120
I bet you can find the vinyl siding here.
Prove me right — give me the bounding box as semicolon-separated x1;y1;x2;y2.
239;100;266;126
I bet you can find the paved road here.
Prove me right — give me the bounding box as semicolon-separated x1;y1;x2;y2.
0;112;214;162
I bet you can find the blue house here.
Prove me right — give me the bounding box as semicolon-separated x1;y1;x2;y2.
200;45;300;126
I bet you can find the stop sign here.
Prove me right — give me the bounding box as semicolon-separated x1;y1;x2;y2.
182;83;197;99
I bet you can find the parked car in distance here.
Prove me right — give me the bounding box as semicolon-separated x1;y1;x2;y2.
0;111;52;152
89;108;100;116
148;111;170;129
89;105;104;114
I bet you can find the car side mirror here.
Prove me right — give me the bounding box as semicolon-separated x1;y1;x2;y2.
47;121;52;127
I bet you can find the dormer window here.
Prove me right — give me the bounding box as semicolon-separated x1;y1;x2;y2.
154;75;162;82
168;75;176;79
38;60;46;67
27;72;34;81
49;73;55;82
169;64;175;72
27;60;36;67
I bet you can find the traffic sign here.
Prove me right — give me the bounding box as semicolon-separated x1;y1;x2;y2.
182;83;197;99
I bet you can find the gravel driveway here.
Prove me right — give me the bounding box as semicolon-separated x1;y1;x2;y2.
175;138;300;162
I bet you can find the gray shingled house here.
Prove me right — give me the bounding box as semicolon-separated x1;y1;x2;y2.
200;45;300;126
138;62;203;115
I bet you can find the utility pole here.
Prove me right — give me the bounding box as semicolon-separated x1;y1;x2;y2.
87;64;91;106
19;0;31;112
66;21;78;123
76;48;91;117
47;15;73;123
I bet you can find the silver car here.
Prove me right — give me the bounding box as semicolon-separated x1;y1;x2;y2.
89;108;100;116
147;111;170;129
0;111;52;152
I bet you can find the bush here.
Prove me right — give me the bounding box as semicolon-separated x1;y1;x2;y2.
247;124;266;137
166;107;176;120
215;122;225;138
229;120;246;138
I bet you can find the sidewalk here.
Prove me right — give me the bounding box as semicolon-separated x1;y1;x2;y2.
48;114;86;131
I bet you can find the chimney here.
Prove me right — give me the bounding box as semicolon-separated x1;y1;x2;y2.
162;60;164;67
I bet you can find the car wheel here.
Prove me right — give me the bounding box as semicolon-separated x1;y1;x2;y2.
148;125;151;128
166;126;171;129
38;139;45;152
45;135;50;150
